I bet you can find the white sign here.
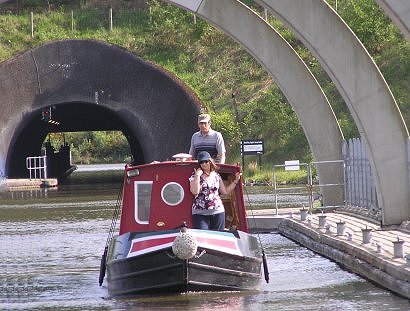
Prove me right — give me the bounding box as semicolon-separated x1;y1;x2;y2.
285;160;300;171
243;144;263;152
241;140;264;155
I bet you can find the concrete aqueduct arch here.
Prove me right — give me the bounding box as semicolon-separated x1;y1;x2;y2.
167;0;345;207
168;0;409;225
376;0;410;41
257;0;409;225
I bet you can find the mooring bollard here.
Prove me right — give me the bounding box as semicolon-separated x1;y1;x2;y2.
300;208;308;221
307;216;312;227
361;226;372;244
393;237;404;258
376;242;382;253
318;213;327;229
336;220;345;236
325;224;331;234
405;254;410;265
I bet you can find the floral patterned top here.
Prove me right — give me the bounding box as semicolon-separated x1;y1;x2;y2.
189;171;225;215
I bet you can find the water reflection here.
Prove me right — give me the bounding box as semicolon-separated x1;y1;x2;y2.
0;168;409;310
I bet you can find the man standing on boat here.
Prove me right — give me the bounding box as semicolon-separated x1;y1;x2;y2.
189;113;226;164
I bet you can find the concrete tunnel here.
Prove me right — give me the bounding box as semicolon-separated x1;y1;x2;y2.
0;39;202;178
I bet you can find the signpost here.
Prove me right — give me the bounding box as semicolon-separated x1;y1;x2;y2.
284;160;300;171
240;139;264;170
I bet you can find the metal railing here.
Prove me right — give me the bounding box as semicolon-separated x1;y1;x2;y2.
26;156;47;180
342;138;379;212
273;160;346;214
272;139;381;221
273;162;311;215
310;160;345;210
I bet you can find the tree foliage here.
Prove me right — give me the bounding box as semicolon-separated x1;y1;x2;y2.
46;131;130;164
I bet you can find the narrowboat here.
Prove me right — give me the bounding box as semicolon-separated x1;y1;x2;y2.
99;155;266;296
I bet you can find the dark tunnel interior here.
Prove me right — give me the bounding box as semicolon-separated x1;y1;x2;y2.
6;102;144;178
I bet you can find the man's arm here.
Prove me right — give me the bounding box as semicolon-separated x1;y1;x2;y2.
188;133;195;158
216;131;226;164
218;152;226;164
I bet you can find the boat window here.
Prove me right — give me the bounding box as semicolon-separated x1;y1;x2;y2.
161;182;184;206
134;181;152;224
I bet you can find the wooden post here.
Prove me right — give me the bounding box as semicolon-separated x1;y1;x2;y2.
71;10;74;31
231;93;240;124
109;8;113;31
31;12;34;38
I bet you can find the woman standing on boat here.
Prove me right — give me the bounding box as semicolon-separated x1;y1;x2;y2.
189;151;241;231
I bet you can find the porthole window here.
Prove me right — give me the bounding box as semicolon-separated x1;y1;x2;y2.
161;182;184;206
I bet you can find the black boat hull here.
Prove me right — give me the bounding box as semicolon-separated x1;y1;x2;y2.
106;229;262;296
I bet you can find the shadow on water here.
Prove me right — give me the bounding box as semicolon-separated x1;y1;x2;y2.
0;168;409;310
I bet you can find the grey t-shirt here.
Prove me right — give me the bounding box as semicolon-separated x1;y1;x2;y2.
189;129;226;161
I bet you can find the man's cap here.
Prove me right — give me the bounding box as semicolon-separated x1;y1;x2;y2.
198;113;211;123
197;151;211;162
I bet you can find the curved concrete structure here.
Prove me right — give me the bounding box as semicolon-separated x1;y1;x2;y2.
0;40;201;177
376;0;410;41
168;0;344;206
256;0;409;225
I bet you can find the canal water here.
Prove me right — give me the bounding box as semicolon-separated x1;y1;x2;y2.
0;166;409;310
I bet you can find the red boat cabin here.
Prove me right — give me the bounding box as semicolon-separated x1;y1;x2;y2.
119;161;248;235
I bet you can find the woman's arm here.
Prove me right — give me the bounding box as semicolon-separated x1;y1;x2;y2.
190;168;203;195
219;172;241;195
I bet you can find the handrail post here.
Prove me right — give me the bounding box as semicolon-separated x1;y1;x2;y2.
26;155;47;181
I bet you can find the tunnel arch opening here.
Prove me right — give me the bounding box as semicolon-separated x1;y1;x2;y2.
1;39;201;179
6;102;145;179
